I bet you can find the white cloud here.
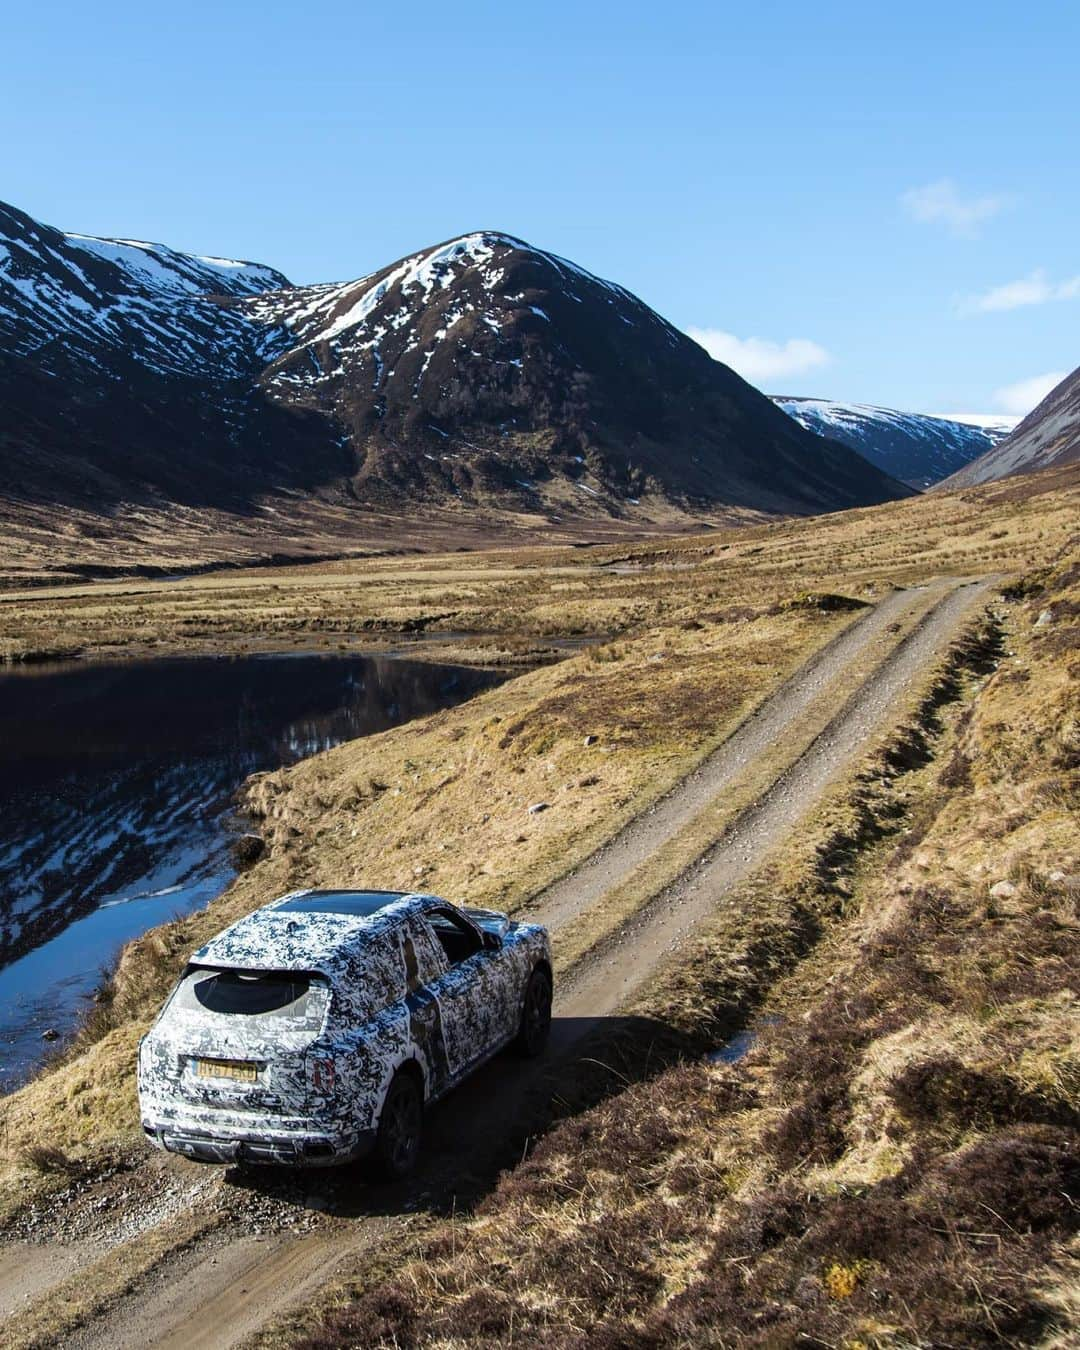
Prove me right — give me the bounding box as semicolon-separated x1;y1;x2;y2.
961;269;1080;314
992;371;1067;416
686;328;830;385
901;178;1009;236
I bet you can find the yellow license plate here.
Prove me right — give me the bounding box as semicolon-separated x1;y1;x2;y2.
195;1058;258;1082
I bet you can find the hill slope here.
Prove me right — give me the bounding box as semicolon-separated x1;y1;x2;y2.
0;201;909;537
0;200;347;512
942;365;1080;486
244;234;909;515
773;397;1011;487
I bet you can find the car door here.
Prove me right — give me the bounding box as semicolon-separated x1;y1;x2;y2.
395;918;455;1098
418;906;505;1080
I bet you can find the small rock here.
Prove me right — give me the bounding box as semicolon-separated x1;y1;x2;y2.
527;802;550;815
1034;609;1053;628
231;833;265;869
1047;870;1066;883
583;735;598;747
794;1275;823;1307
41;1028;59;1041
989;880;1019;900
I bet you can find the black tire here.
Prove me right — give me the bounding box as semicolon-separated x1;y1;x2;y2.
370;1069;423;1180
515;967;553;1058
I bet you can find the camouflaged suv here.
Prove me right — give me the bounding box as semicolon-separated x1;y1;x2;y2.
137;889;552;1177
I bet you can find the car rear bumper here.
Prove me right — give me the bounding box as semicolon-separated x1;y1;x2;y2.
141;1112;375;1167
145;1125;375;1166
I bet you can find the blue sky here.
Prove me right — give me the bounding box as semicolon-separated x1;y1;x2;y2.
3;1;1076;416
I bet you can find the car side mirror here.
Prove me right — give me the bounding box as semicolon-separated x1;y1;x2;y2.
482;930;502;952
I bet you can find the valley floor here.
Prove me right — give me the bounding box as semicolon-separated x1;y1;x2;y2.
0;464;1076;1348
0;492;758;595
0;463;1076;669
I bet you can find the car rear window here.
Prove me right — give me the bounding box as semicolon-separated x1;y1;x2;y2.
171;966;330;1032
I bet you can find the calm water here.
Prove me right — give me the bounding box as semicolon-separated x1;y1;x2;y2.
0;652;501;1090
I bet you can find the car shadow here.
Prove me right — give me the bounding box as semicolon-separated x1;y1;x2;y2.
222;1012;701;1220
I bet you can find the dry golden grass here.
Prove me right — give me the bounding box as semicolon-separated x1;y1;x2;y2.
0;467;1076;1341
0;596;852;1217
0;488;759;592
241;605;861;915
284;548;1079;1349
0;464;1075;665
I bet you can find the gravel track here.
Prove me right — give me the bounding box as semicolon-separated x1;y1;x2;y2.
522;582;946;935
3;576;996;1350
555;577;995;1018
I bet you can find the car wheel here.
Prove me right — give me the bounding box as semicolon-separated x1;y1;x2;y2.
515;967;553;1058
371;1069;423;1180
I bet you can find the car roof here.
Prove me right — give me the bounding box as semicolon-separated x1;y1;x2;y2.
272;889;410;918
191;889;448;976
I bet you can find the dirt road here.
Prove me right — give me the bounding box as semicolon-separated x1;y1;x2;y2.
522;580;949;935
1;576;997;1350
555;578;994;1017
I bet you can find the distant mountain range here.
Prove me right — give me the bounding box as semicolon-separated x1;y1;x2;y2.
772;398;1014;488
0;199;909;546
941;366;1080;487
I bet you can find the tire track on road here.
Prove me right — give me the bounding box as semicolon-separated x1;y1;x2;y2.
11;577;997;1350
521;581;948;936
554;578;996;1019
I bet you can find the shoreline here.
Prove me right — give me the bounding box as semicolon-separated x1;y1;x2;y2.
0;629;603;672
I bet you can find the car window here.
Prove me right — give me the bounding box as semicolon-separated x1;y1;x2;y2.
352;933;407;1015
400;920;446;992
424;908;483;967
170;966;330;1034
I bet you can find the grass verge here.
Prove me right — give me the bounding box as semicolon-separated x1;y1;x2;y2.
0;597;857;1221
281;555;1078;1348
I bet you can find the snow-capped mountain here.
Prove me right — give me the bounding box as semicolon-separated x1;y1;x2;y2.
0;199;346;511
1;199;910;528
0;201;286;377
940;367;1080;487
772;397;1012;488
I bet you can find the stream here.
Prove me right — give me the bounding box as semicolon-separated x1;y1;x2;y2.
0;651;501;1090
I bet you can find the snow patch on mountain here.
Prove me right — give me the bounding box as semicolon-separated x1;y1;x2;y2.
243;231;666;376
65;233;283;297
928;412;1020;434
773;397;1009;487
0;201;291;381
0;197;913;522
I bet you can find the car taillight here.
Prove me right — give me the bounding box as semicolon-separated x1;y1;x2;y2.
310;1057;335;1093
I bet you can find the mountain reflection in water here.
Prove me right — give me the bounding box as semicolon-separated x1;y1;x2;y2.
0;652;501;1090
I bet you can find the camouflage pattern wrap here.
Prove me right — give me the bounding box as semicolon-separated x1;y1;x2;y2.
137;891;550;1166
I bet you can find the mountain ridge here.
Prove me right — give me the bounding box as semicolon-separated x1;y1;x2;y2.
773;396;1012;487
940;365;1080;486
0;202;911;554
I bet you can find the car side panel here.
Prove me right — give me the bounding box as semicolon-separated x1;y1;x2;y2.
429;952;501;1076
341;1005;419;1134
417;918;549;1088
137;899;552;1165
